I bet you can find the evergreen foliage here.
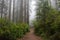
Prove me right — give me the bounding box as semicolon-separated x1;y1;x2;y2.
34;0;60;40
0;18;29;40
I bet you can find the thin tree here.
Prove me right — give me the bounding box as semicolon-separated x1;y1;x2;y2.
13;0;15;22
26;0;29;24
9;0;12;20
24;0;27;23
19;0;23;23
1;0;4;18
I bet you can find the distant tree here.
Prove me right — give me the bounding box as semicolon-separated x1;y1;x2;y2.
9;0;12;20
26;0;29;24
19;0;23;23
0;0;4;18
23;0;27;23
13;0;15;22
0;0;7;19
23;0;29;23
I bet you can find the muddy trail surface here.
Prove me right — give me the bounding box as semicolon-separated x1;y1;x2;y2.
18;28;42;40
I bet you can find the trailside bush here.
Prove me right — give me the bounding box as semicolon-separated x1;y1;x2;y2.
16;23;29;37
34;0;60;40
34;9;60;40
0;18;29;40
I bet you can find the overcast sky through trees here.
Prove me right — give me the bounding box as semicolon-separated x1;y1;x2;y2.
29;0;36;25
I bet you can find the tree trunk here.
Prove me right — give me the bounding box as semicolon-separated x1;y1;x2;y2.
13;0;15;22
9;0;12;20
19;0;23;23
1;0;4;18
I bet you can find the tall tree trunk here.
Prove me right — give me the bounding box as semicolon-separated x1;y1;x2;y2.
16;0;19;23
13;0;15;22
24;0;27;23
26;0;29;24
20;0;23;23
1;0;4;18
9;0;12;20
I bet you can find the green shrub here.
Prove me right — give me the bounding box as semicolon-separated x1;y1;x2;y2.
0;18;29;40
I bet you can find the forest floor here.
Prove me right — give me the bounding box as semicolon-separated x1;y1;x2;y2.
18;28;42;40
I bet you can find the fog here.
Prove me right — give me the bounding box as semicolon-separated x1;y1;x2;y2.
29;0;36;26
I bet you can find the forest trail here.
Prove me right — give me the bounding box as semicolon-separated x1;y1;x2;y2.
18;28;42;40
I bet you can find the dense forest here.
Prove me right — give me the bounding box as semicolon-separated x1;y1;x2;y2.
0;0;29;40
0;0;60;40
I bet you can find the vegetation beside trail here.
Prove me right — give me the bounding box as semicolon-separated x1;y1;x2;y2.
0;18;29;40
33;0;60;40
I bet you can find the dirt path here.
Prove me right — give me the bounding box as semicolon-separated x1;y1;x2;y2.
18;28;42;40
